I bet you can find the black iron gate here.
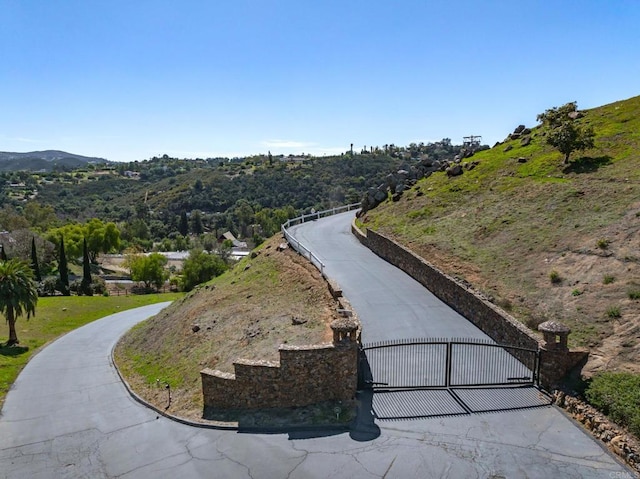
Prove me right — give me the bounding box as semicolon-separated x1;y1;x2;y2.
359;338;539;390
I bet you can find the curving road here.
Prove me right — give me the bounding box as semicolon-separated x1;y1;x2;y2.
0;213;632;478
288;212;489;342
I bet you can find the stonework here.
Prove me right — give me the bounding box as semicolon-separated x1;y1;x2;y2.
554;391;640;474
201;339;358;410
352;222;588;389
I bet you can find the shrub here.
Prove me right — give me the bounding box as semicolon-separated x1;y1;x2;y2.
628;289;640;300
586;372;640;438
180;249;228;292
549;270;562;284
603;275;615;285
596;238;609;250
37;276;59;297
70;277;107;296
606;306;621;319
571;289;582;296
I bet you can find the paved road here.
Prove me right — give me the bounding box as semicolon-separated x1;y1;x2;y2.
0;214;632;478
288;212;488;343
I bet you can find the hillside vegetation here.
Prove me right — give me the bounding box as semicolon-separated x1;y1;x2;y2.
114;234;338;419
360;95;640;375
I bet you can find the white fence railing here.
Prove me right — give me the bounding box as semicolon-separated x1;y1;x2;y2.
281;203;361;276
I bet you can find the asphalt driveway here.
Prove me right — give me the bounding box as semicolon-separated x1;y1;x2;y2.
0;213;633;478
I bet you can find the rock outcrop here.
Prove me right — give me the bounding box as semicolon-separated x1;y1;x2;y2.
359;155;471;215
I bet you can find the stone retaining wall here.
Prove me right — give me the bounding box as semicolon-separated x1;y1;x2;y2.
352;222;588;388
201;339;358;410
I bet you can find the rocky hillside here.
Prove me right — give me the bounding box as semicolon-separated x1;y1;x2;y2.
359;95;640;376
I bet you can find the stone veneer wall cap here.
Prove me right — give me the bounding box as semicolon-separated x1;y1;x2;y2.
234;358;280;367
538;320;571;333
279;343;334;351
201;368;236;380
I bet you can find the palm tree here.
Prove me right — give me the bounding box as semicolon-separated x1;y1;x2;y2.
0;259;38;346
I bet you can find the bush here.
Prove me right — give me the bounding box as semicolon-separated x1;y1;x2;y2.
549;270;562;284
586;372;640;438
628;289;640;300
37;276;59;297
606;306;621;319
180;249;228;292
70;277;107;296
571;289;582;296
603;275;615;285
596;238;609;250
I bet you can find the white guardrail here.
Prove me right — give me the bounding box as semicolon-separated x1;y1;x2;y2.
281;203;361;276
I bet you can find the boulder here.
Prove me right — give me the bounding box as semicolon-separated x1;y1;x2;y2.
503;144;513;152
463;161;479;171
374;187;387;203
520;136;531;146
514;124;526;134
385;173;397;190
446;164;463;177
396;169;409;181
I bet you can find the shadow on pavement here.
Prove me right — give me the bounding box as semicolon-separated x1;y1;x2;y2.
349;390;381;442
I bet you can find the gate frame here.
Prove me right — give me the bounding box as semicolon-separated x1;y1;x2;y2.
359;338;541;391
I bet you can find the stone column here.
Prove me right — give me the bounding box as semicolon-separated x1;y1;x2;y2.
538;320;588;390
331;317;358;343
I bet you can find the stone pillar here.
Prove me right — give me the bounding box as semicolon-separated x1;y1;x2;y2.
331;317;358;343
538;320;570;350
537;320;588;389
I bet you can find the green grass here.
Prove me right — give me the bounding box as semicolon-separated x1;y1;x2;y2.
362;95;640;357
0;293;183;407
606;305;622;319
549;270;562;284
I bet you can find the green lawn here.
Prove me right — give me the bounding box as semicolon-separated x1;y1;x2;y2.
0;293;183;407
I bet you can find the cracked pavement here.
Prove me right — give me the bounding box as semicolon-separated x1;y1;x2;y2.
0;212;635;478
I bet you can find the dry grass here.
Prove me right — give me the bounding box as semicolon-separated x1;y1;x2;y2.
114;233;338;420
361;95;640;376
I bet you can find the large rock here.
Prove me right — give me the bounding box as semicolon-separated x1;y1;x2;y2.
446;164;463;177
374;187;387;203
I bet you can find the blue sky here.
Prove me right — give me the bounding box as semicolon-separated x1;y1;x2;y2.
2;1;639;162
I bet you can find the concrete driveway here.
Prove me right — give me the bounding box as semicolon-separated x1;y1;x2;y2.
0;213;633;478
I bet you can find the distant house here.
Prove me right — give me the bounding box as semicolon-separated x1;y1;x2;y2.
218;231;248;249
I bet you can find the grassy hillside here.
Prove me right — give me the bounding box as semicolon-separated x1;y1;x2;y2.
114;234;338;419
360;95;640;375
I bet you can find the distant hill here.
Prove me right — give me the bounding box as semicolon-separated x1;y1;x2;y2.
0;150;108;171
